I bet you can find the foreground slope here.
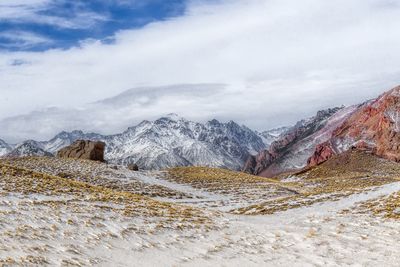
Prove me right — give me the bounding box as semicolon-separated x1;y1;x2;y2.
0;158;214;265
2;155;400;266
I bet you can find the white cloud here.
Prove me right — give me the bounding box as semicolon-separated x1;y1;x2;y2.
0;0;400;142
0;84;227;142
0;0;108;29
0;31;53;49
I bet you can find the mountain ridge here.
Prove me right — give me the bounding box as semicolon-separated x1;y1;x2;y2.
0;114;270;170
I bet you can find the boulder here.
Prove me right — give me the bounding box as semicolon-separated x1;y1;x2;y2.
57;140;105;162
127;163;139;171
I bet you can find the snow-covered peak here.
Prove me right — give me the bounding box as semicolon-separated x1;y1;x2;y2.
163;113;183;122
207;119;222;126
52;130;85;140
8;140;53;157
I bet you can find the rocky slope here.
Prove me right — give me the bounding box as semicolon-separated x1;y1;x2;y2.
1;114;267;170
308;85;400;166
243;106;358;177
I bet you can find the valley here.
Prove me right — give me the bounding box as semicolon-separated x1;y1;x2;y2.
1;1;399;265
2;86;400;266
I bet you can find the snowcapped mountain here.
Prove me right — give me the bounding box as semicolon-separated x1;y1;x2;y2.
103;114;266;170
0;139;12;157
7;140;53;157
0;114;267;170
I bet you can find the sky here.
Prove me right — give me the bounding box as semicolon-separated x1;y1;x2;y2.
0;0;400;143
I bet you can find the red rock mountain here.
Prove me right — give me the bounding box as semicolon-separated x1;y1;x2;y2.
308;85;400;166
245;85;400;177
243;106;357;177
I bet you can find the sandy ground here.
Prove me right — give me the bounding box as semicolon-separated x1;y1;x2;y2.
101;182;400;267
1;158;400;266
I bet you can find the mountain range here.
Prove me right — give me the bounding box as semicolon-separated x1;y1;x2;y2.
0;114;285;170
2;85;400;175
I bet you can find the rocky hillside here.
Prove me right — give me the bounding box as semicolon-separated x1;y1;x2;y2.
244;85;400;177
243;106;357;177
0;114;267;170
308;85;400;166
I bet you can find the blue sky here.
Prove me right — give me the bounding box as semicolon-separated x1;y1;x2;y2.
0;0;188;51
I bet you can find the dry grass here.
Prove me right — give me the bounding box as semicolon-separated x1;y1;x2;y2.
350;191;400;220
168;166;280;184
0;162;212;229
235;151;400;215
2;157;190;198
166;166;298;209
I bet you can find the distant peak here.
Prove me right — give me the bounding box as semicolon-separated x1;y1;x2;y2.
165;113;181;120
158;113;185;122
208;119;221;125
71;130;84;134
54;130;84;139
227;120;240;126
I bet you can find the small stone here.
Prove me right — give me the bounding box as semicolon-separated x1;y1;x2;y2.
127;163;139;171
393;207;400;215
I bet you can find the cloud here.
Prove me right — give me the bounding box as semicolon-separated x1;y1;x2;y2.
0;31;54;49
0;84;226;142
0;0;109;29
0;0;400;142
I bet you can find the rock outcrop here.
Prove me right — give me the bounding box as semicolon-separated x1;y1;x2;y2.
307;142;335;167
307;85;400;166
57;140;105;162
